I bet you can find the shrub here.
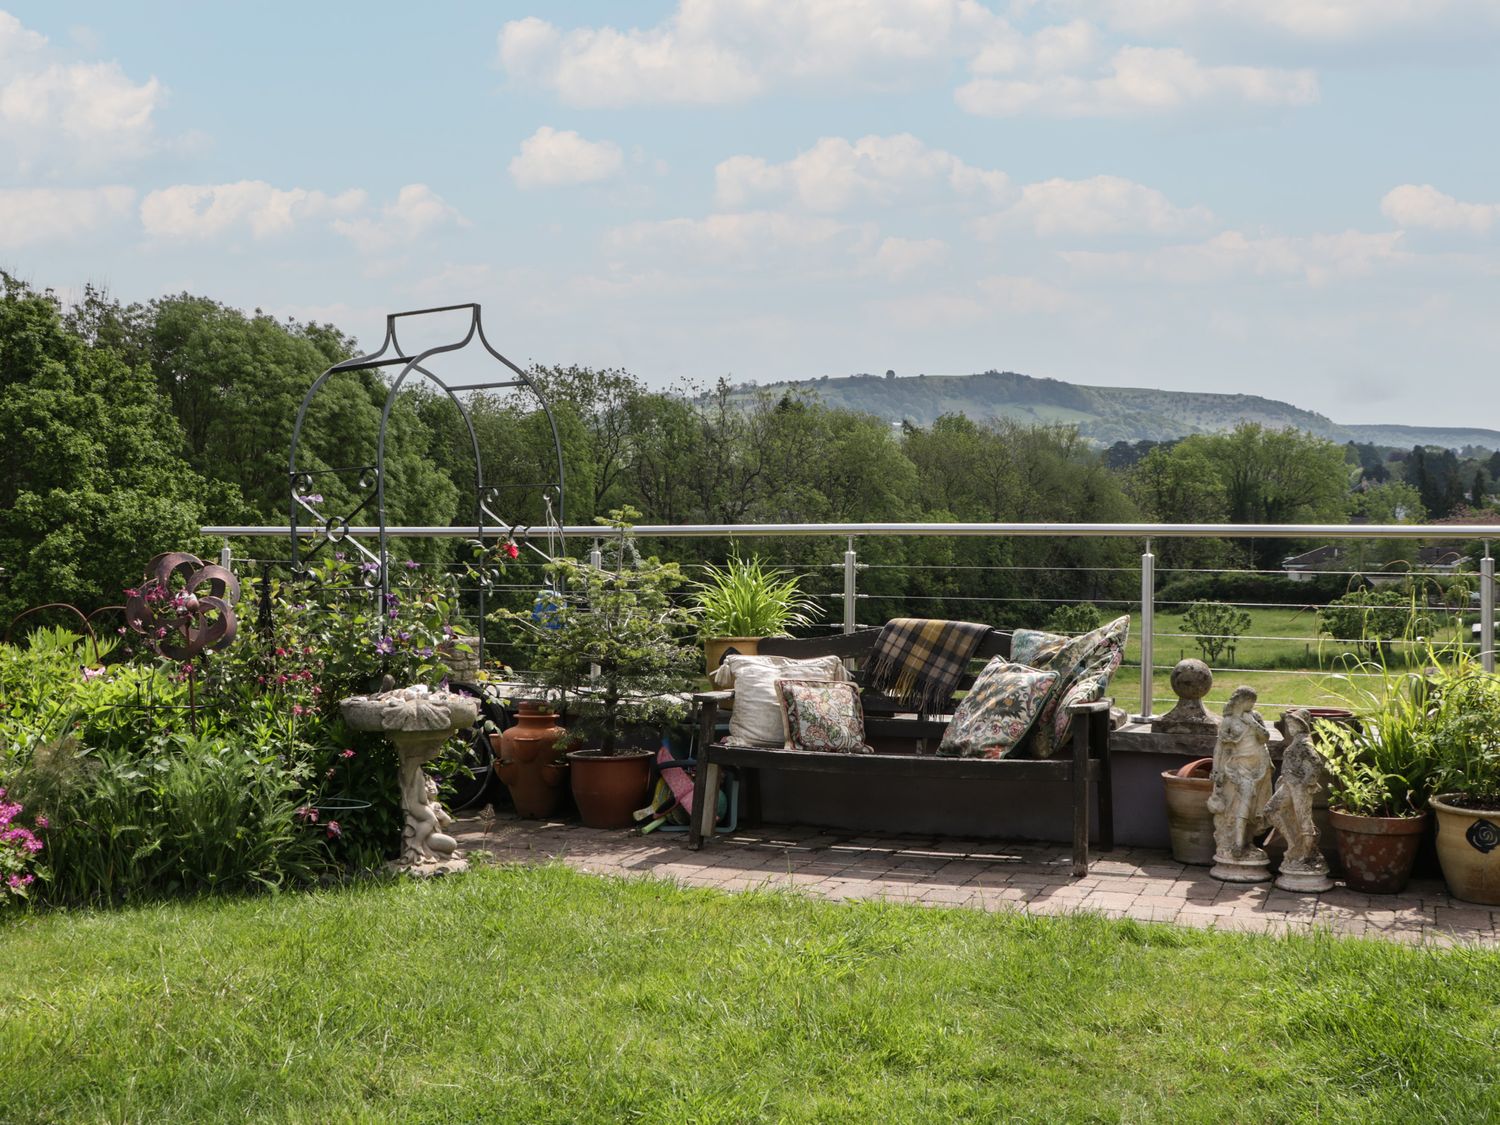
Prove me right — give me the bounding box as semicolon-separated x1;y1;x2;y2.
1317;589;1433;661
1044;603;1102;634
1179;601;1252;665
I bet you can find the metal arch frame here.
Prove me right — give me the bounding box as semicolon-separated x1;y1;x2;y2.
287;303;566;650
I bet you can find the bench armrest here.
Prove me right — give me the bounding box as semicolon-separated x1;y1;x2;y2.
692;690;734;706
1065;698;1113;716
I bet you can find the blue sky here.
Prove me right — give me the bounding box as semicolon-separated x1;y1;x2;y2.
3;1;1498;427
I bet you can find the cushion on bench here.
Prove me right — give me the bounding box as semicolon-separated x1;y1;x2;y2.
775;678;871;754
938;659;1059;759
711;654;849;747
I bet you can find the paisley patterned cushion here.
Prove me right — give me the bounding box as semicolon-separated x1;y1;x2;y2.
937;659;1059;759
774;679;871;754
1012;615;1130;758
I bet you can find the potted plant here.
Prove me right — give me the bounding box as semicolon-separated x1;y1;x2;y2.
1427;661;1500;905
691;553;821;673
1312;671;1438;894
502;507;699;828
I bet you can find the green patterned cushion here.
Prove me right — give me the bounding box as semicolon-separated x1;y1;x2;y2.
937;658;1059;759
774;679;872;754
1012;615;1129;758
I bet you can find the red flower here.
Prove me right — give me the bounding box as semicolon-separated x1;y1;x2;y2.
504;541;520;560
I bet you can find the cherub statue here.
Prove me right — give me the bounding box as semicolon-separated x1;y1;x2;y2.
1206;686;1273;882
1264;708;1334;892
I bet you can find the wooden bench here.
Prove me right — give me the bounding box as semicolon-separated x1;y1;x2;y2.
688;628;1114;876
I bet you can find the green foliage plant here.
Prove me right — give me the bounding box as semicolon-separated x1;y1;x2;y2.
1044;603;1102;635
1312;674;1439;818
1178;601;1252;665
1318;588;1434;662
690;553;821;639
1425;652;1500;809
501;507;698;755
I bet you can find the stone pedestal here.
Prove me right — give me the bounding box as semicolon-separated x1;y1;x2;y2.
341;686;479;876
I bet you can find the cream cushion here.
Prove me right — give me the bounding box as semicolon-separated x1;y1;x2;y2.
712;654;850;747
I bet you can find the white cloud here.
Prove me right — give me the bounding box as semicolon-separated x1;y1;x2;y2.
498;1;1008;106
715;133;1009;212
0;185;135;246
0;12;165;171
332;185;468;253
140;181;366;240
1062;229;1406;285
1381;184;1498;234
957;45;1317;116
509;126;624;188
980;174;1214;236
868;236;948;279
1075;0;1498;44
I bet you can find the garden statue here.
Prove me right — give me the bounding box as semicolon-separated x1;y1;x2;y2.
1264;708;1334;893
1206;686;1274;883
341;684;479;876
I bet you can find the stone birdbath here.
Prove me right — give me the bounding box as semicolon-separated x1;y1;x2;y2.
341;684;479;876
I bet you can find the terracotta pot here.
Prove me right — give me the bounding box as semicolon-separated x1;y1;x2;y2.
1162;757;1215;866
1430;794;1500;906
567;747;654;829
493;701;570;819
705;636;759;675
1329;808;1428;894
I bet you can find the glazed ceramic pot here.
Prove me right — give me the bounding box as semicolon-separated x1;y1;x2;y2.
1329;809;1427;894
493;701;570;819
1430;794;1500;906
567;747;654;829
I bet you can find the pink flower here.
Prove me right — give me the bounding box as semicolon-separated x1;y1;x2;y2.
34;816;48;830
292;704;305;716
326;821;342;839
340;749;355;760
295;806;319;824
504;541;520;560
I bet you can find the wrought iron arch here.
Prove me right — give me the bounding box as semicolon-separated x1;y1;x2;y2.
288;303;566;655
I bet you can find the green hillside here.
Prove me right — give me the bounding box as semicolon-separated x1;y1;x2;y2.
746;370;1500;449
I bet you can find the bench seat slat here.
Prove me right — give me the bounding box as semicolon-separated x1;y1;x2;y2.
705;742;1100;781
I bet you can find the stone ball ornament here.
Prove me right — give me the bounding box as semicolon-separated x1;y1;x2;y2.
125;552;240;661
1169;658;1213;702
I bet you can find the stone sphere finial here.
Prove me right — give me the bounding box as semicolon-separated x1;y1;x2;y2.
1169;658;1213;702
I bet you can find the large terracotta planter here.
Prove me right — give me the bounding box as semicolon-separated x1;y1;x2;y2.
705;637;759;675
1329;809;1427;894
1430;794;1500;906
493;701;570;819
1162;757;1215;866
567;747;654;829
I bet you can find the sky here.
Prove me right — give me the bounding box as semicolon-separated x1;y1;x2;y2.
2;1;1498;427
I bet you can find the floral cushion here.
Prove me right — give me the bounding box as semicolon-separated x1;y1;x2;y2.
1012;615;1129;758
774;679;871;754
937;659;1059;759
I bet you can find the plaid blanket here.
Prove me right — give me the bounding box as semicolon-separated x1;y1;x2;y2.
865;618;992;714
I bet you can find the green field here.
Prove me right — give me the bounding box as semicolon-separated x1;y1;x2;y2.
4;863;1499;1123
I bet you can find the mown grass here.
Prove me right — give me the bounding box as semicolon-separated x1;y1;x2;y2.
3;863;1499;1123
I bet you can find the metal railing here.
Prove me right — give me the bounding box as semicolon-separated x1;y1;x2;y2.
204;521;1500;717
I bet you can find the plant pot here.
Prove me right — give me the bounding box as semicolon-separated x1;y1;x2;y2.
705;637;759;675
567;747;654;829
1328;808;1428;894
493;702;570;819
1161;757;1215;866
1430;794;1500;906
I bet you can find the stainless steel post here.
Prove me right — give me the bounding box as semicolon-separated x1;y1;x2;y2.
1140;540;1155;720
589;539;602;681
1483;544;1494;674
843;537;857;634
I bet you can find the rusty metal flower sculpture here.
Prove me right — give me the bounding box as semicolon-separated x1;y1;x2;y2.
125;552;240;660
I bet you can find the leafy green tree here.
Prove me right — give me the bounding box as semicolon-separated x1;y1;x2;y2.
1179;601;1252;665
0;275;222;618
1318;589;1433;661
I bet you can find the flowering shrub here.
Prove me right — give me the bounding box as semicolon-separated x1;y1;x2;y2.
0;786;46;899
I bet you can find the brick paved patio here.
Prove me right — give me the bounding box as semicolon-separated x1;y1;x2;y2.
454;811;1500;947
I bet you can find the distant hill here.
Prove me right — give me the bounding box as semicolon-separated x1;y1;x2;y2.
741;370;1500;450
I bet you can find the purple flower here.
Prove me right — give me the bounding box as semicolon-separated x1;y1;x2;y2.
375;636;395;655
404;560;420;570
360;561;381;574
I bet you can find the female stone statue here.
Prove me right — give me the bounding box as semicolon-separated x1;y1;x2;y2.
1206;686;1273;882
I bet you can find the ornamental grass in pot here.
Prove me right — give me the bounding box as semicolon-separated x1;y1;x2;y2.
691;553;821;674
1426;661;1500;905
1312;670;1438;895
501;508;699;829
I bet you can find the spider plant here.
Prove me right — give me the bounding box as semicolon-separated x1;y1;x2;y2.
691;554;821;639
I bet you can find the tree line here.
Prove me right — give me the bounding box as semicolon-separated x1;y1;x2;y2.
2;274;1486;629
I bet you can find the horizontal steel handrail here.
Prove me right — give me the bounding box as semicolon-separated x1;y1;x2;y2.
203;521;1500;540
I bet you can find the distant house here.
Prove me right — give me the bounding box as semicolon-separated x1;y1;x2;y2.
1281;545;1343;582
1281;543;1466;584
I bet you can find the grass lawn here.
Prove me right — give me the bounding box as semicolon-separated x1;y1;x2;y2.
4;864;1499;1124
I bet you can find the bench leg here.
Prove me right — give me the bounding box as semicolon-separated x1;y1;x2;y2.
692;762;722;848
1094;709;1114;852
1072;719;1090;878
